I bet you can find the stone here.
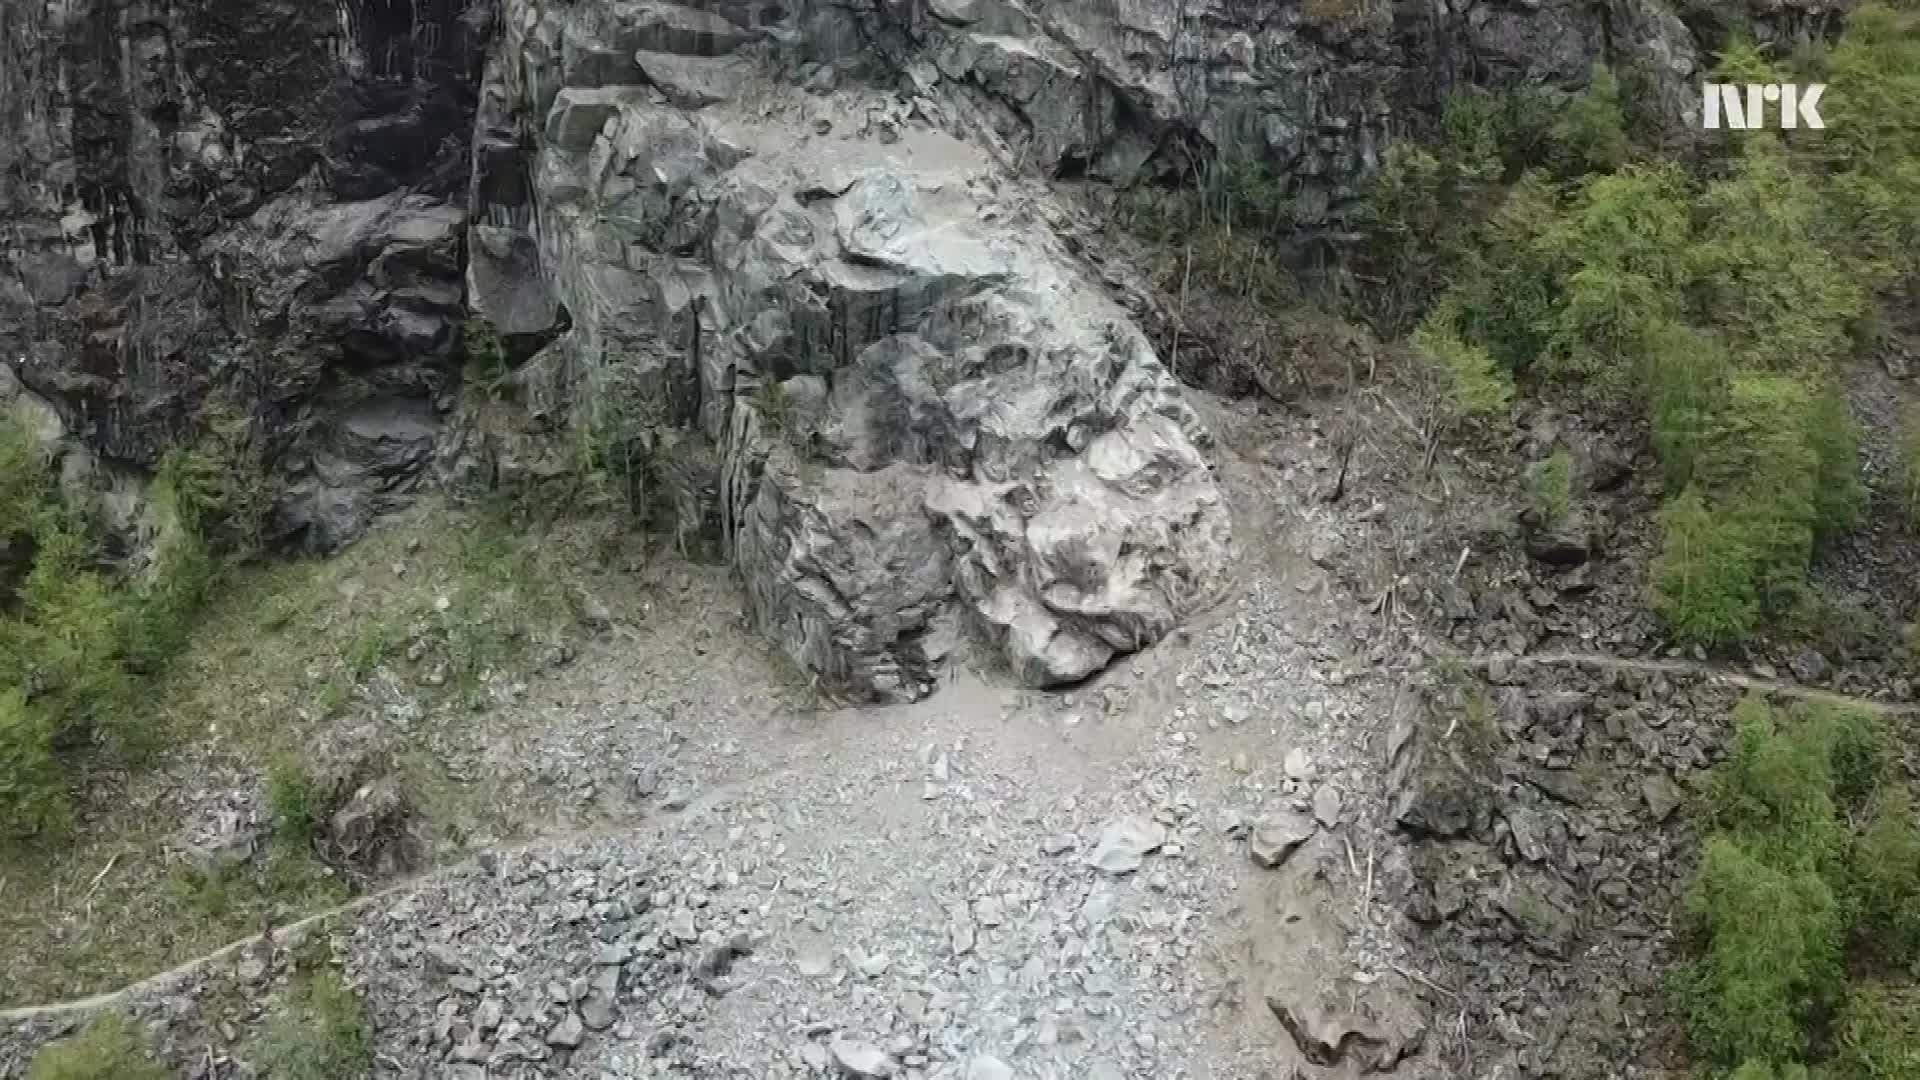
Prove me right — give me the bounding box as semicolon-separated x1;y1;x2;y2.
1039;832;1076;856
967;1055;1014;1080
1312;785;1343;828
1085;816;1167;875
829;1036;897;1077
580;991;617;1031
796;938;835;977
327;777;412;869
546;1011;587;1049
1267;986;1425;1072
1640;773;1685;822
1498;877;1576;958
1392;748;1490;839
1284;749;1313;779
1505;806;1549;862
1249;813;1317;869
1789;648;1832;684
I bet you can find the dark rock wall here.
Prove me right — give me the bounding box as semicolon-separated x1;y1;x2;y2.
1;0;483;548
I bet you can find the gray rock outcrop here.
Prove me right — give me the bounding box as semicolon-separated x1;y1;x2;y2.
478;4;1233;698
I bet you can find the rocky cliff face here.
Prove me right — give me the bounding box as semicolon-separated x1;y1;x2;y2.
2;0;1708;697
1;0;484;549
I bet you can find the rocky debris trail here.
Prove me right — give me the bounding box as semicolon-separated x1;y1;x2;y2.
0;399;1444;1078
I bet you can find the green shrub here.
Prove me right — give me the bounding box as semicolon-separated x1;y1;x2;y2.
266;755;326;849
1691;140;1869;374
1834;983;1920;1080
1703;698;1849;868
1644;324;1729;491
256;967;373;1080
1529;450;1574;525
1445;173;1564;371
1677;833;1845;1067
0;688;68;844
1547;64;1630;176
1411;314;1514;420
1535;165;1693;384
1848;787;1920;963
1653;375;1861;646
1652;491;1762;647
0;417;54;570
463;319;510;398
26;1013;170;1080
1677;698;1920;1073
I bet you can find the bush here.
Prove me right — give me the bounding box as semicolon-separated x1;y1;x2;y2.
1678;698;1920;1073
1410;315;1514;420
1653;375;1860;647
1691;140;1869;375
1898;403;1920;528
1835;983;1920;1080
1652;491;1762;647
1848;787;1920;963
1678;834;1845;1067
0;688;68;843
26;1014;170;1080
1546;64;1630;176
256;967;373;1080
0;417;54;571
463;319;509;398
1445;173;1563;372
1535;165;1693;384
266;755;326;849
1644;323;1729;491
1528;450;1574;525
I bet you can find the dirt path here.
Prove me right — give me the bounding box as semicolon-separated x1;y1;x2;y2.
1456;649;1920;715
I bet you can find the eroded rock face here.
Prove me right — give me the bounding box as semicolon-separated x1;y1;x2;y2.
497;21;1233;697
0;0;484;549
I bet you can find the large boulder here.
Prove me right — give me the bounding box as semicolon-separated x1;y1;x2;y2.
511;53;1232;698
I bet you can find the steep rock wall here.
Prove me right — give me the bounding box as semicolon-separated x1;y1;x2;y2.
1;0;484;549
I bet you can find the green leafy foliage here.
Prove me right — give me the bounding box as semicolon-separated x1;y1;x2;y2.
462;318;510;398
1835;984;1920;1080
0;413;264;844
1691;140;1869;374
1529;450;1574;525
1534;164;1693;384
1651;492;1763;646
0;688;68;844
256;967;373;1080
1410;315;1515;420
1678;834;1843;1066
267;754;326;849
1897;403;1920;527
1337;6;1919;651
1678;698;1920;1073
1546;64;1631;176
26;1014;171;1080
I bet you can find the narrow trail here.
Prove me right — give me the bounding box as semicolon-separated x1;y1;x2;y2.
1456;649;1920;716
0;774;762;1025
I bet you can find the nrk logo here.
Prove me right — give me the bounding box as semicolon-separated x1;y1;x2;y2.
1702;83;1827;130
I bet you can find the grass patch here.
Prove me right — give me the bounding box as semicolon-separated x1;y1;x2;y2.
0;500;605;1007
25;1013;170;1080
254;964;373;1080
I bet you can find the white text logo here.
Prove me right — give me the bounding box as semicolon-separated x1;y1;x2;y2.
1701;83;1826;130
